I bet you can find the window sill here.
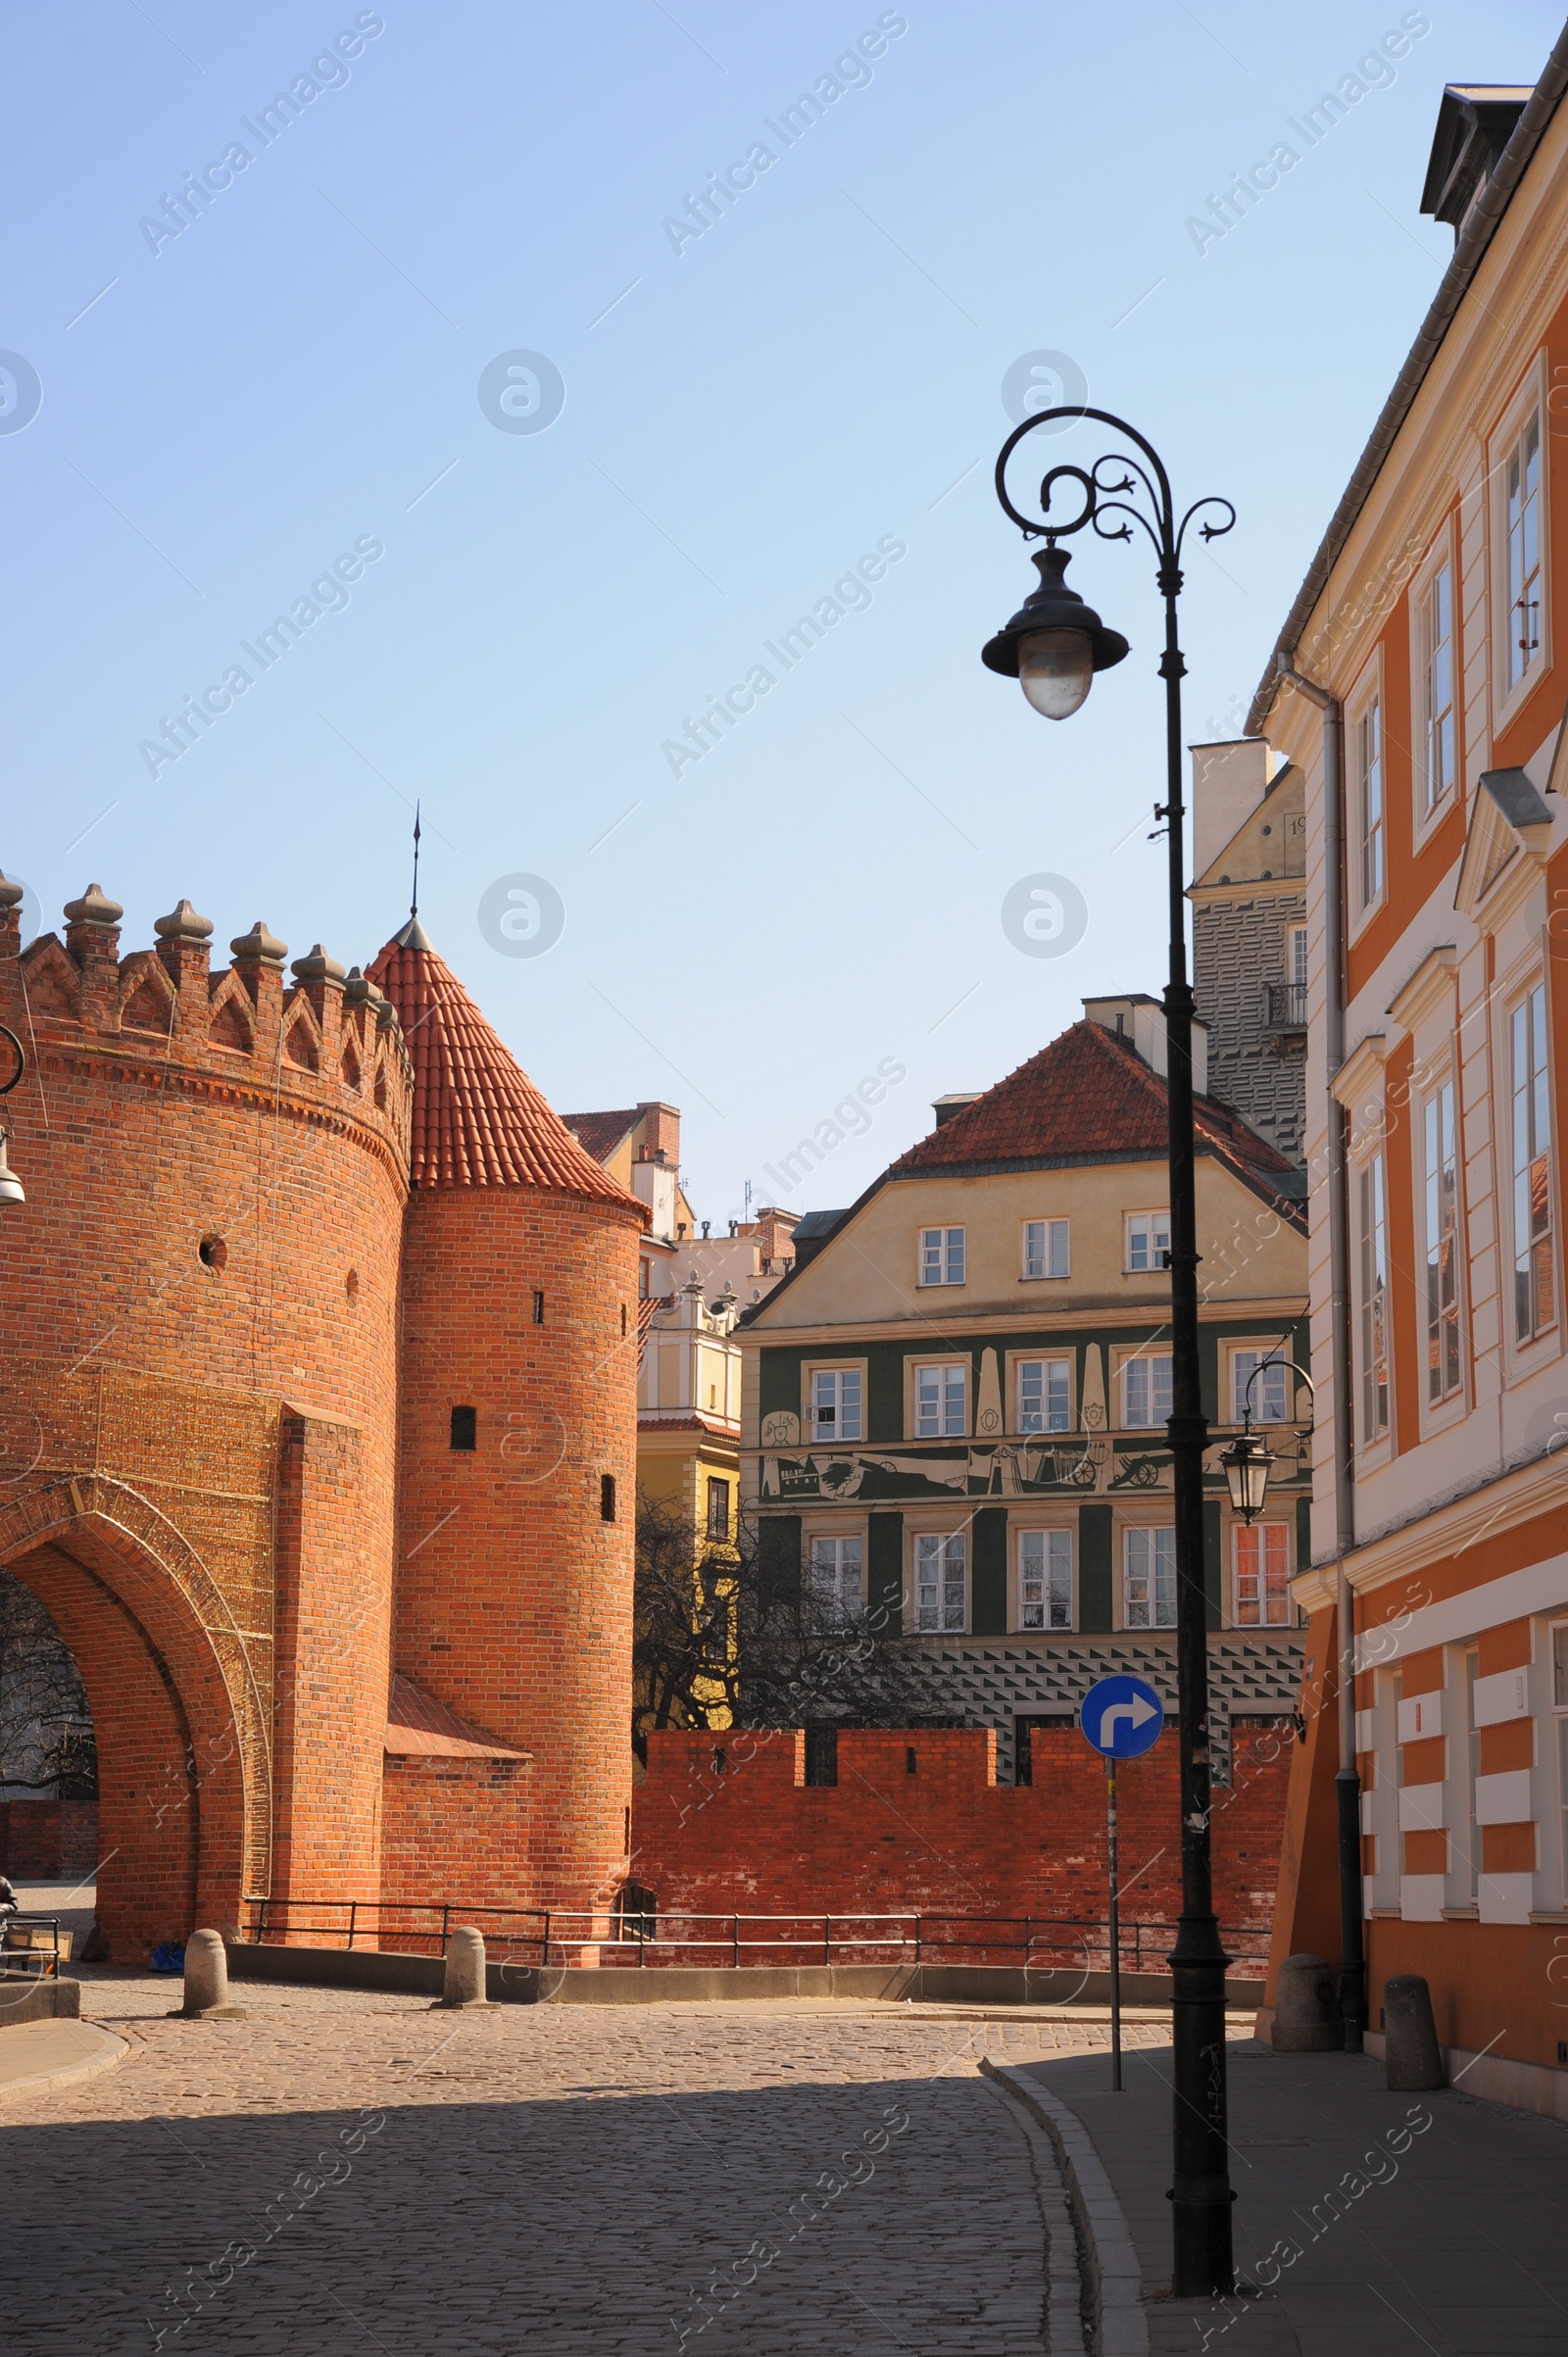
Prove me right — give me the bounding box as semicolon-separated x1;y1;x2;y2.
1441;1905;1480;1920
1528;1910;1568;1925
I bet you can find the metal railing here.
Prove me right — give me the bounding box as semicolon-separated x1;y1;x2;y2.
1266;981;1308;1029
1;1915;63;1977
240;1898;1270;1979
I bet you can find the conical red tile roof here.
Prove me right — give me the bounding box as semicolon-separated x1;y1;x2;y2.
368;932;647;1209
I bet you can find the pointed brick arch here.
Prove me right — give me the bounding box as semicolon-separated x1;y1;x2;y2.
0;1476;269;1956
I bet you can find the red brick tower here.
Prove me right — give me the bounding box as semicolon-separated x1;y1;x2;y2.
0;881;410;1957
370;920;646;1921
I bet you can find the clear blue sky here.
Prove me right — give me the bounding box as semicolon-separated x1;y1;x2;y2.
3;0;1558;1227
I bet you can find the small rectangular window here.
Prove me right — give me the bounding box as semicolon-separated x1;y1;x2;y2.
1359;1154;1389;1439
1016;1357;1071;1434
1506;409;1543;689
1424;1083;1461;1401
1122;1352;1172;1430
1022;1218;1070;1280
1124;1526;1176;1628
1419;562;1455;814
600;1473;616;1522
450;1404;476;1451
919;1226;965;1286
1234;1523;1292;1627
914;1362;967;1439
804;1724;839;1787
533;1290;546;1324
1358;697;1384;908
1018;1528;1072;1630
706;1478;731;1540
1512;984;1554;1342
914;1531;966;1631
811;1365;862;1444
810;1535;862;1623
1125;1212;1170;1273
1233;1349;1288;1424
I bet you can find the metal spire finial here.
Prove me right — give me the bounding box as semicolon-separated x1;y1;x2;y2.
411;801;421;920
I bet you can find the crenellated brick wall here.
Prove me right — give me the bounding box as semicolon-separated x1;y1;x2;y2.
631;1726;1291;1960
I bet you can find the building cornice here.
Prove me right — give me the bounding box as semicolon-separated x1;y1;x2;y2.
1387;944;1457;1037
1294;1442;1568;1618
741;1296;1307;1349
1188;875;1306;906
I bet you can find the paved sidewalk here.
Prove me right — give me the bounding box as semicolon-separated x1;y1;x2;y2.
0;2014;125;2095
1013;2037;1568;2355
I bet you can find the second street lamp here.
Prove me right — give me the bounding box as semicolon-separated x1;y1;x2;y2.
981;405;1238;2298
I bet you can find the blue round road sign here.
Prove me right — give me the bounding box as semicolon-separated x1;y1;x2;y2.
1079;1673;1164;1760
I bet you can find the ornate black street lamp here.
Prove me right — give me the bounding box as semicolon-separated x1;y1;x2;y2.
982;407;1237;2297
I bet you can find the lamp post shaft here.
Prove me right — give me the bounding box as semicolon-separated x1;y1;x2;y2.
1159;568;1235;2298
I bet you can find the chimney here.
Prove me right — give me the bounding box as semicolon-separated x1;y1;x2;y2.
1084;995;1208;1096
636;1102;681;1166
932;1092;981;1128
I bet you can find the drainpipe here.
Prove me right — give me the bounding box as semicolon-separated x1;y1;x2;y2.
1274;654;1364;2054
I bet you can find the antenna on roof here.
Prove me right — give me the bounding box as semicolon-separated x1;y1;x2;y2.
411;801;421;920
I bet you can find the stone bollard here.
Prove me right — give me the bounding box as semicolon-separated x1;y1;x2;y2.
176;1928;246;2021
1384;1974;1445;2090
1271;1952;1342;2052
439;1925;490;2008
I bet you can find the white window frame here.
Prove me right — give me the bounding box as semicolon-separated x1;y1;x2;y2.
808;1361;863;1446
1422;1079;1463;1410
912;1359;967;1440
1123;1525;1176;1629
809;1532;863;1624
1357;1150;1390;1447
1231;1343;1290;1425
1233;1521;1292;1628
1509;979;1556;1348
1017;1527;1073;1631
918;1226;965;1287
1491;357;1548;729
1124;1210;1171;1273
1120;1349;1172;1431
913;1528;966;1632
1409;523;1458;831
1351;676;1385;922
1021;1217;1070;1281
1015;1354;1072;1435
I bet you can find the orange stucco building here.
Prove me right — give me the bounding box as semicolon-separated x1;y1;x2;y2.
0;880;644;1960
1253;55;1568;2117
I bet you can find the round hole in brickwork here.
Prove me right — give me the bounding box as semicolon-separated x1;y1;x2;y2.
198;1236;227;1272
345;1268;360;1304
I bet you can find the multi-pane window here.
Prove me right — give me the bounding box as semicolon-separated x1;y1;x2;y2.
914;1362;966;1438
1125;1212;1171;1272
1358;697;1384;908
1554;1626;1568;1899
707;1477;732;1540
810;1535;862;1623
1124;1527;1176;1628
1359;1154;1389;1441
914;1532;966;1631
1506;409;1543;689
1022;1218;1070;1279
1512;983;1554;1341
1424;1083;1461;1402
1122;1351;1172;1429
1419;562;1455;815
1233;1349;1289;1423
1017;1357;1071;1434
919;1227;965;1286
1018;1529;1073;1630
811;1365;862;1444
1234;1523;1291;1627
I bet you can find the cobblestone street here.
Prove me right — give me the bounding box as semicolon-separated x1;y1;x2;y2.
2;1977;1198;2355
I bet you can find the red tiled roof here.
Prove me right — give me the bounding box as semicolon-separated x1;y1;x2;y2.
384;1674;529;1760
561;1107;640;1162
368;935;646;1210
889;1020;1299;1205
635;1293;671;1369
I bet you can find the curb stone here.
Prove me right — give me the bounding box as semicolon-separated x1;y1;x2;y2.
982;2057;1150;2357
0;2018;128;2099
981;2069;1091;2354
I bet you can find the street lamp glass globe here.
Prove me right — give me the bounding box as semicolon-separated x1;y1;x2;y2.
1221;1431;1273;1522
1017;627;1095;720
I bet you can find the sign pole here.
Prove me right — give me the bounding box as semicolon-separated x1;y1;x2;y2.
1106;1752;1122;2091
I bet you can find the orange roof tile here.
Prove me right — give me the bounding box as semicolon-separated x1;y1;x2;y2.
384;1674;529;1760
561;1107;641;1162
368;930;647;1210
889;1020;1301;1210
